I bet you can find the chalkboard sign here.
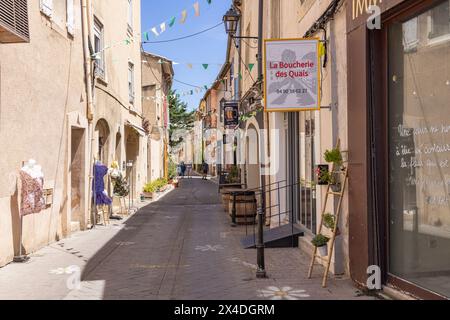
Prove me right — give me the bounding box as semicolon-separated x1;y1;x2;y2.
224;101;239;128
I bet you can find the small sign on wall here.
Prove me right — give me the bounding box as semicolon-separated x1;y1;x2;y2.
264;38;320;112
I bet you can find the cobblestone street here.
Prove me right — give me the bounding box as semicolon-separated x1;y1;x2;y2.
0;178;374;300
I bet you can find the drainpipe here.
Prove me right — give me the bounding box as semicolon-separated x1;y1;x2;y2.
81;0;96;228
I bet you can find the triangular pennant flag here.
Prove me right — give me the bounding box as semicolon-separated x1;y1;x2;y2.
158;59;163;64
169;17;176;27
202;64;209;70
239;73;243;80
190;90;194;95
180;10;187;23
222;79;226;85
144;32;149;41
207;0;212;4
204;85;208;90
151;27;159;37
248;63;255;72
124;39;131;45
160;22;166;34
193;2;200;17
187;63;193;69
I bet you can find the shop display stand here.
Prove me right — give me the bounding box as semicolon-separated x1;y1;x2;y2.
307;141;348;288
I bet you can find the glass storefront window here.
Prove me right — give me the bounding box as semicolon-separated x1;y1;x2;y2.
389;0;450;297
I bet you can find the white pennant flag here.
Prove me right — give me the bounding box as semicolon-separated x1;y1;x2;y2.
160;22;166;34
193;2;200;17
151;27;159;37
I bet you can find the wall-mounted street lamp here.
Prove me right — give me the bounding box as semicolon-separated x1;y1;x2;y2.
223;7;240;37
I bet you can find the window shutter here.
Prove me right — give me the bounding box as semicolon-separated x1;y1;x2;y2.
40;0;53;18
0;0;30;43
66;0;74;35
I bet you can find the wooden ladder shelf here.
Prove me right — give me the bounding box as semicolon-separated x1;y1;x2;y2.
307;141;349;288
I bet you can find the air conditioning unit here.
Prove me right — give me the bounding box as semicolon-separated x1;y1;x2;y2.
0;0;30;43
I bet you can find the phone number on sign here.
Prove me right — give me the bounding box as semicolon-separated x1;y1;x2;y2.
276;88;307;94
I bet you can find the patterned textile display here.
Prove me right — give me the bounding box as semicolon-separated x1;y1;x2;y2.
94;162;112;205
19;171;45;216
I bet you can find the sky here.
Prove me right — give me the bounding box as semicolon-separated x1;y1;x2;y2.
141;0;231;111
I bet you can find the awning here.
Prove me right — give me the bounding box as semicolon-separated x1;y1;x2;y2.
125;121;146;137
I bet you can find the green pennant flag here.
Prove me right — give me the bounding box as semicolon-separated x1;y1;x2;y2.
144;32;149;41
190;90;194;95
204;85;208;90
207;0;212;4
169;17;176;27
124;39;131;45
248;63;255;72
202;64;209;70
239;73;243;80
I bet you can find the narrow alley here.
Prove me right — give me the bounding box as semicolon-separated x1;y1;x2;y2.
0;178;370;300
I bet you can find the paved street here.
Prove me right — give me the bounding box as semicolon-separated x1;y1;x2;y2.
0;178;374;300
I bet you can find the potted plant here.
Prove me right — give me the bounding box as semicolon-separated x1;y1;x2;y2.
143;182;157;199
323;213;340;235
324;148;343;169
311;234;330;256
173;178;179;188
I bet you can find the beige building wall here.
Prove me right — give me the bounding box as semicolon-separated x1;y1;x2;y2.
142;52;173;182
91;0;146;201
0;0;87;267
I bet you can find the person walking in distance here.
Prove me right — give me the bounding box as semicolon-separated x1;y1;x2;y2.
186;163;192;179
180;161;186;178
201;161;209;180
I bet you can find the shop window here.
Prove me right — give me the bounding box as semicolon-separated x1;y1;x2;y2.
388;1;450;298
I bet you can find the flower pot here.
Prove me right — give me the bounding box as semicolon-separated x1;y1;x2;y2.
330;181;342;193
317;245;328;257
142;192;154;199
173;182;179;188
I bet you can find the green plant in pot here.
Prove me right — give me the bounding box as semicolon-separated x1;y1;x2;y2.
324;148;343;169
311;234;330;256
320;171;342;192
323;213;340;235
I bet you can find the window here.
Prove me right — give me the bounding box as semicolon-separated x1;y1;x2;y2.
128;62;135;104
0;0;30;43
40;0;53;18
127;0;133;33
403;17;418;52
388;1;450;298
94;18;105;79
428;0;450;40
66;0;74;35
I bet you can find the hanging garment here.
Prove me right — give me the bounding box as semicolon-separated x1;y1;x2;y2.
93;162;112;205
19;170;45;216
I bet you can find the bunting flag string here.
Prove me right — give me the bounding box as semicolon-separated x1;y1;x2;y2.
142;0;216;41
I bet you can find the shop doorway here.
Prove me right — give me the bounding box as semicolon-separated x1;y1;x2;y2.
70;128;85;229
125;126;139;200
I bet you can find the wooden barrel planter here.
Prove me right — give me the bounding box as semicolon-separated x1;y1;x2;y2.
220;187;242;212
228;191;257;225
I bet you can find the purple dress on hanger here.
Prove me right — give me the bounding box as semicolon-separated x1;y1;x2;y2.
93;162;112;205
